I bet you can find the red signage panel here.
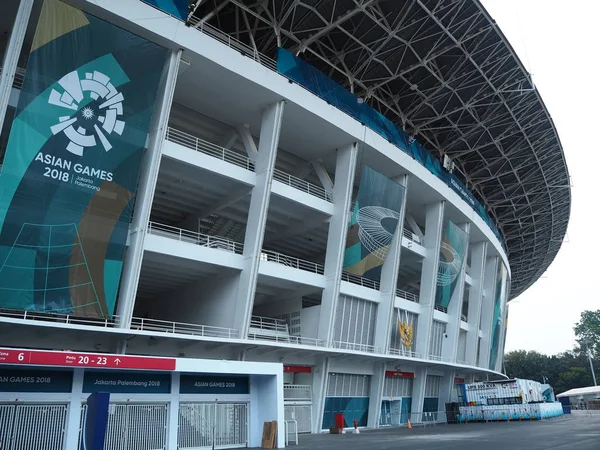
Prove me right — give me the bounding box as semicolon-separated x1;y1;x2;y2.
454;378;465;384
0;348;176;371
284;365;312;373
385;371;415;378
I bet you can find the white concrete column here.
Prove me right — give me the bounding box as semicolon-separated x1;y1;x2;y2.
465;241;487;365
373;175;409;353
410;367;428;423
63;368;84;450
0;0;33;129
233;101;285;337
167;372;181;450
317;143;358;344
438;370;456;411
311;356;331;433
478;256;499;367
116;50;181;329
367;362;386;429
414;201;445;359
494;277;511;372
442;222;470;363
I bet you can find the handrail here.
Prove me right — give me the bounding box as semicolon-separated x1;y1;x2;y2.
188;17;278;72
461;314;468;322
131;317;239;338
434;304;448;314
249;315;289;333
147;221;243;254
402;228;423;245
428;354;454;363
273;168;332;202
165;127;254;171
333;340;381;354
247;333;326;347
260;249;325;275
0;308;118;327
388;347;423;359
341;271;380;290
456;359;475;366
396;288;419;303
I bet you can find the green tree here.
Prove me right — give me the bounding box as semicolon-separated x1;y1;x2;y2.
504;350;550;382
574;310;600;359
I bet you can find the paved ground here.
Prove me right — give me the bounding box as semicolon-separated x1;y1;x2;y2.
291;416;600;450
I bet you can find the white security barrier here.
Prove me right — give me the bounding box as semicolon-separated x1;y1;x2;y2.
178;402;248;449
0;403;68;450
80;403;168;450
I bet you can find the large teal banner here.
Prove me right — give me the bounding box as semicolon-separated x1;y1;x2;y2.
435;221;469;308
489;263;507;369
343;166;405;283
0;0;167;318
141;0;189;21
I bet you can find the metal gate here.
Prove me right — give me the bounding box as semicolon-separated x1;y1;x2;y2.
178;403;248;449
0;403;68;450
284;405;312;433
80;403;169;450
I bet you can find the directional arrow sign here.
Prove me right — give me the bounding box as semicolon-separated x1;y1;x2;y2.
0;348;175;371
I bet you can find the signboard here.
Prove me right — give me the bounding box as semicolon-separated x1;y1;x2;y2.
0;368;73;392
0;0;167;318
283;366;312;373
83;370;171;394
180;374;250;395
0;348;176;371
385;371;415;378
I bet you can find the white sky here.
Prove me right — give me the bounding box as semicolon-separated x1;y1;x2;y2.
480;1;600;355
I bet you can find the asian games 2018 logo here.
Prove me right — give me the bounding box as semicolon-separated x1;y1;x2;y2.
48;70;125;156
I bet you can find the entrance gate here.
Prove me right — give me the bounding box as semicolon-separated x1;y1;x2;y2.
80;403;169;450
0;404;68;450
178;402;248;449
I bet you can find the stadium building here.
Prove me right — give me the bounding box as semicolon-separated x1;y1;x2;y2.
0;0;570;447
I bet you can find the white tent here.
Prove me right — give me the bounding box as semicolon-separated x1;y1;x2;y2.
556;386;600;400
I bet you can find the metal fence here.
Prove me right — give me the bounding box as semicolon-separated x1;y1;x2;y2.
0;403;68;450
165;127;255;171
80;403;169;450
284;405;312;434
260;249;325;274
380;410;449;428
273;168;332;202
178;403;248;449
147;221;244;254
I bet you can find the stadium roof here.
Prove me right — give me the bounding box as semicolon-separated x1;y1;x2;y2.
190;0;571;299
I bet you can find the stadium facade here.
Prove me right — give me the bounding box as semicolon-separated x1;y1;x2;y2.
0;0;570;446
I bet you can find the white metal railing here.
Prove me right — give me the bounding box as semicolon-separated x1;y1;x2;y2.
283;385;312;402
0;308;118;327
428;354;454;363
0;66;26;90
260;249;325;274
247;333;325;347
388;347;423;359
285;420;299;446
249;315;289;334
166;127;254;171
456;359;475;366
273;168;332;202
341;271;380;290
434;304;448;314
147;221;243;254
333;340;381;354
402;228;423;245
130;317;239;339
465;264;472;275
396;288;419;303
461;314;468;322
188;17;278;72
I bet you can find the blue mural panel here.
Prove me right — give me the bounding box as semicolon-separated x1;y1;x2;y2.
322;397;369;429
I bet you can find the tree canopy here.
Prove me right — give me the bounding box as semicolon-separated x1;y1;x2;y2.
503;309;600;394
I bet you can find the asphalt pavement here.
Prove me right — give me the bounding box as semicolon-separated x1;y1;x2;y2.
290;415;600;450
